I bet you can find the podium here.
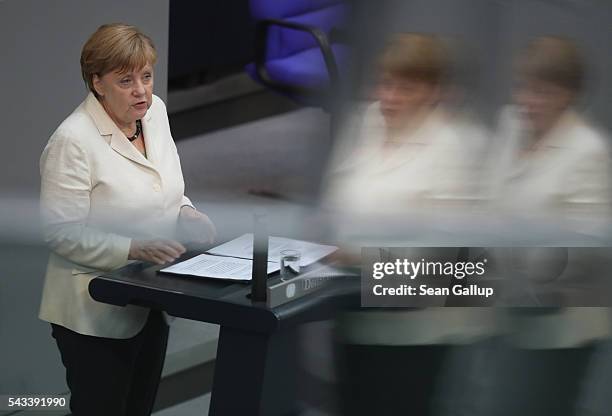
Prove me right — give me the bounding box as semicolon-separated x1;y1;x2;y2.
89;249;359;415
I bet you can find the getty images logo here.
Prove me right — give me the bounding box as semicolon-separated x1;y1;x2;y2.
372;258;488;280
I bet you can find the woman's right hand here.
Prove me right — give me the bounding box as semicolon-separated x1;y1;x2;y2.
128;239;186;265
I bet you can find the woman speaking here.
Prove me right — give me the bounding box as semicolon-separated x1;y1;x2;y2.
38;23;215;415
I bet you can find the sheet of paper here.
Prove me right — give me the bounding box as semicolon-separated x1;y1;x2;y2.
207;234;338;266
160;254;280;281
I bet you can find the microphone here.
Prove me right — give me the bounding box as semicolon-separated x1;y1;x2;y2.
250;210;268;303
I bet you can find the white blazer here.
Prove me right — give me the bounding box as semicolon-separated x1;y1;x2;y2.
324;102;494;346
324;102;484;216
490;105;611;232
323;102;486;250
39;92;194;339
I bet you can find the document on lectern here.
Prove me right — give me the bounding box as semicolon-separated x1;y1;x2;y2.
160;254;280;281
207;233;338;266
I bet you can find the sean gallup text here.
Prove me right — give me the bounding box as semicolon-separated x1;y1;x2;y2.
372;284;494;298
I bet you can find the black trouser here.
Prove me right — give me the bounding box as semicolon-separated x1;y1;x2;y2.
51;310;169;416
338;344;451;416
485;344;597;416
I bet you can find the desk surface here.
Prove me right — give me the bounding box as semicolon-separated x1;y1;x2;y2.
89;250;360;333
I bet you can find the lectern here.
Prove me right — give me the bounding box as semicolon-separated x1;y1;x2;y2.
89;240;358;415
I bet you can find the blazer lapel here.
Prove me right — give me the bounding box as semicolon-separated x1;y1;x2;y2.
141;111;160;168
84;92;158;173
109;131;157;171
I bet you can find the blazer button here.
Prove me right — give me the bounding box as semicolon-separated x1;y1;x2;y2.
153;183;161;192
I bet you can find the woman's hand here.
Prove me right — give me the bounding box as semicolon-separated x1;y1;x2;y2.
128;238;186;265
177;206;217;245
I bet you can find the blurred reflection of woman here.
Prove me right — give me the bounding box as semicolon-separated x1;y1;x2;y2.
486;36;612;416
322;34;490;416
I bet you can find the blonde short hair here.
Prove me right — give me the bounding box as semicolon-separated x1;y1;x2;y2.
80;23;157;97
379;33;448;85
516;36;584;92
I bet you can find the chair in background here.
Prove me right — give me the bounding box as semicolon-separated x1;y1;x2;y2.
245;0;350;109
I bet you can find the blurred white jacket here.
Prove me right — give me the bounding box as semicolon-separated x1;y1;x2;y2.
489;106;611;234
325;101;485;217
